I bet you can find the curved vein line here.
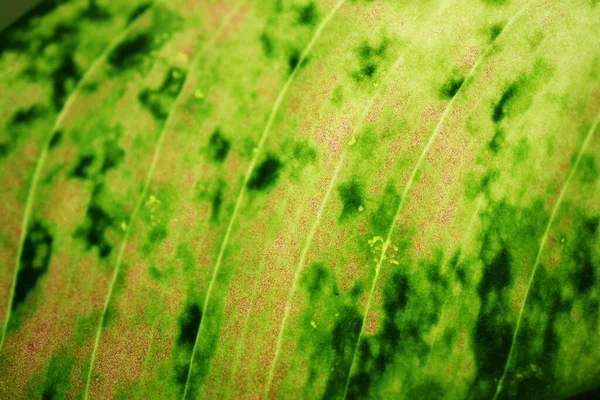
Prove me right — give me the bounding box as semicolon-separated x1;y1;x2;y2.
135;289;167;395
81;5;244;399
228;51;391;395
409;194;485;347
566;176;600;381
341;4;533;397
263;53;404;397
134;109;212;394
418;67;532;390
264;154;345;397
0;4;156;353
421;196;484;370
136;224;189;395
224;234;277;400
492;112;600;400
180;1;346;398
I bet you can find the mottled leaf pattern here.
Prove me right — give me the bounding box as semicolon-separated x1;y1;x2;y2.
0;0;599;399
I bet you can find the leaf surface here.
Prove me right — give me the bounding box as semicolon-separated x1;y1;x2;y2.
0;0;599;399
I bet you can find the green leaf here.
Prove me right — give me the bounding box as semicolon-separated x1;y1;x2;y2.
0;0;599;399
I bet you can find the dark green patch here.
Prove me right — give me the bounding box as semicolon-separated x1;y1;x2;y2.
479;246;511;293
48;130;63;150
2;104;44;152
100;138;125;173
126;2;152;25
51;53;81;110
211;181;225;223
260;32;274;58
207;129;231;163
480;170;498;196
138;91;167;120
13;220;53;311
470;200;550;398
488;128;505;153
337;179;364;221
569;386;600;399
351;38;388;82
70;154;96;179
69;134;124;179
175;362;190;388
576;154;599;183
42;23;78;52
108;32;153;70
439;76;465;99
482;0;508;5
0;0;63;56
148;265;163;282
292;140;318;164
157;67;187;96
492;84;518;123
81;81;101;93
173;301;204;393
102;269;126;328
42;166;62;184
489;23;504;42
9;104;46;125
570;216;599;296
575;257;595;294
81;0;111;20
178;303;202;347
382;271;410;319
370;183;401;234
148;225;168;246
361;63;376;78
302;262;330;301
288;48;301;73
322;305;364;398
103;305;115;329
39;352;74;400
358;39;387;59
13;23;78;86
295;2;318;26
406;381;445;400
296;268;367;397
471;245;514;398
507;263;568;398
584;216;599;236
138;67;187;121
286;139;317;181
1;8;76;60
195;178;227;223
247;154;283;191
347;269;411;397
490;61;553;125
464;169;498;200
73;186;114;259
450;250;469;286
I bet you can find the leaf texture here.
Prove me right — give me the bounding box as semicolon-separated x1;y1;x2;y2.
0;0;599;399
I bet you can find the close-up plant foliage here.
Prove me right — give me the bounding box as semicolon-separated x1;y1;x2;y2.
0;0;599;399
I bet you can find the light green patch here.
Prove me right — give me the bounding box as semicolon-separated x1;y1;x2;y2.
512;137;530;164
